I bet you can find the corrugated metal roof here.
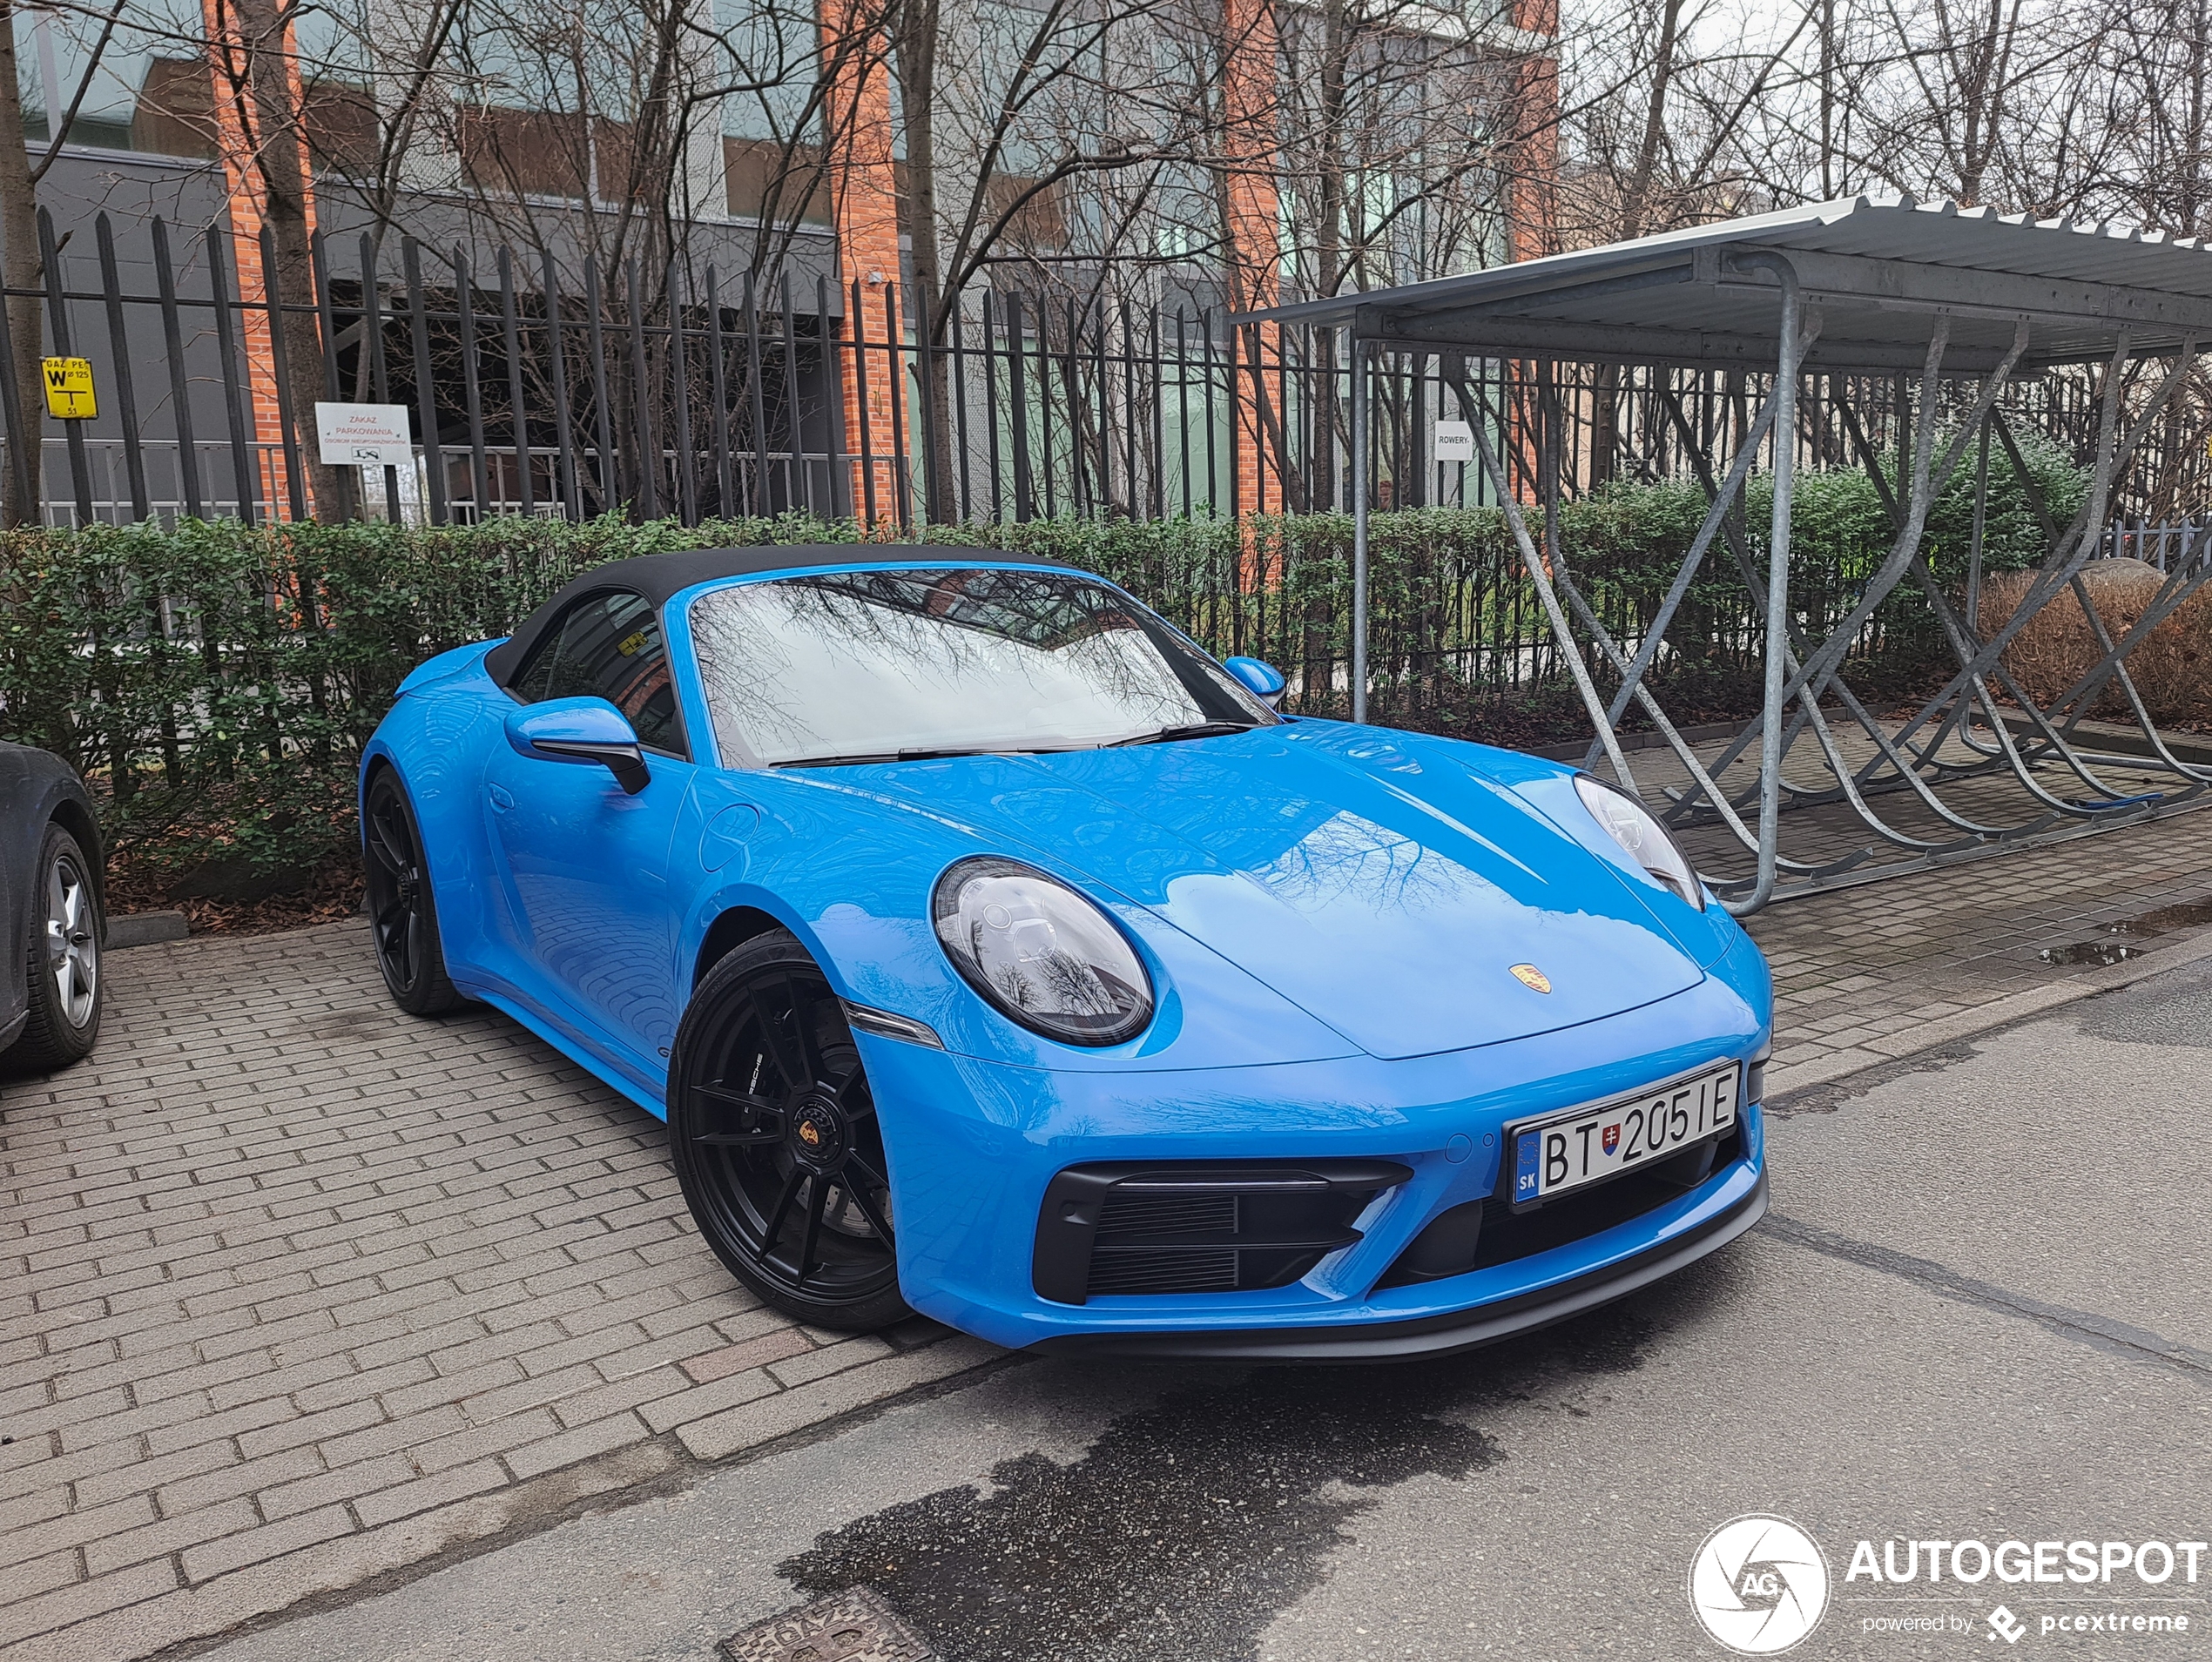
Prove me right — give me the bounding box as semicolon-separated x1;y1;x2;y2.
1238;196;2212;371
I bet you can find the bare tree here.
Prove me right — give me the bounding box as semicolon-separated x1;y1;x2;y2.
204;0;353;514
0;0;125;525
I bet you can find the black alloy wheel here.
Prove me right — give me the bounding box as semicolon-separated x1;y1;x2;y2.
669;931;909;1330
362;770;463;1016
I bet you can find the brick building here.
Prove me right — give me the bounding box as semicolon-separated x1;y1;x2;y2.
8;0;1557;522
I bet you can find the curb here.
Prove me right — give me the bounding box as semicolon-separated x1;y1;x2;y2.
105;912;190;951
1766;922;2212;1100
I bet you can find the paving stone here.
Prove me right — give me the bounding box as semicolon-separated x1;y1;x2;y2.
765;1335;896;1389
82;1498;260;1578
9;1547;84;1604
349;1458;507;1529
256;1454;417;1522
179;1504;355;1584
0;1493;157;1572
637;1365;784;1435
677;1326;814;1385
0;1560;179;1651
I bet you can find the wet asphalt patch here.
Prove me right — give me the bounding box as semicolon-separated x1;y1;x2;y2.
776;1313;1655;1662
2076;953;2212;1048
1764;1038;1984;1119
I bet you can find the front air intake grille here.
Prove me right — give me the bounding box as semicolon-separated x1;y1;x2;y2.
1381;1121;1750;1285
1088;1248;1239;1295
1031;1161;1413;1305
1466;1171;1682;1270
1096;1192;1238;1241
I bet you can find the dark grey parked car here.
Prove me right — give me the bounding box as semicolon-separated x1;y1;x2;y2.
0;742;105;1071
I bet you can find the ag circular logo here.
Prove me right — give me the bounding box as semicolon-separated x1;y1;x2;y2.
1688;1515;1831;1654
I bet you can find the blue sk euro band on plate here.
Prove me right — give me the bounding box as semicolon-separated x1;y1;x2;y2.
359;545;1772;1358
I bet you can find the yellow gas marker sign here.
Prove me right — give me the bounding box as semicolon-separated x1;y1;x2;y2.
41;356;95;420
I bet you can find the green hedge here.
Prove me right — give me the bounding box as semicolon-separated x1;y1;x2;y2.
0;438;2083;900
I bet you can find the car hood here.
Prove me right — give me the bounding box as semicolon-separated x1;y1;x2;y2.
834;722;1704;1061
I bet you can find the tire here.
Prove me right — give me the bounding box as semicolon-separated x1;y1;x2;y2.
362;768;463;1016
668;931;910;1331
11;823;104;1072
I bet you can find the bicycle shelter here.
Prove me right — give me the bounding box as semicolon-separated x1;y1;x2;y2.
1244;195;2212;913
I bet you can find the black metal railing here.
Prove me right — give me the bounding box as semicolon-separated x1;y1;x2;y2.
8;202;2165;536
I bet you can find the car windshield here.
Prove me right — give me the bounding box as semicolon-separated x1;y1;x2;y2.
689;565;1276;768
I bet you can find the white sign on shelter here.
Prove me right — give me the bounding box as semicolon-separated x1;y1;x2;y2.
1432;420;1475;464
316;403;415;468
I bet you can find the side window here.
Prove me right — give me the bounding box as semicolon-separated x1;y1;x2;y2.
509;592;685;757
509;631;560;703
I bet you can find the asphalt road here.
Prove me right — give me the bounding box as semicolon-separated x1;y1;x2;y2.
200;958;2212;1662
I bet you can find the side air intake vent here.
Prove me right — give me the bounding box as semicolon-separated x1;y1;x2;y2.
1032;1161;1413;1304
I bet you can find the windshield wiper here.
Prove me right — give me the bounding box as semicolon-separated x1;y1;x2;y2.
1106;721;1255;748
772;727;1252;767
772;745;1062;769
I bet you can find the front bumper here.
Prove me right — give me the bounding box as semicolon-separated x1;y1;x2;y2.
855;973;1770;1356
1030;1168;1767;1361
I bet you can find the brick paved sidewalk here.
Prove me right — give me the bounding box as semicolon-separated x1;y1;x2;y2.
1749;811;2212;1083
3;813;2209;1661
0;932;993;1662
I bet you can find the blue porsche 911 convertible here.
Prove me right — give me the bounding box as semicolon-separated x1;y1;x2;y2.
361;546;1770;1358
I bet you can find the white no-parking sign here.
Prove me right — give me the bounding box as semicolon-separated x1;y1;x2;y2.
315;402;415;468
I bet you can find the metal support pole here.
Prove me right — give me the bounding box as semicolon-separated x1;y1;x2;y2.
95;215;150;522
38;208;94;524
1467;376;1637;791
1351;333;1369;724
401;238;449;526
204;222;260;527
1723;251;1803;912
540;247;580;520
1966;414;1991;628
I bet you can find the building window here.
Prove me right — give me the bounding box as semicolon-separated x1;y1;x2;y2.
725;138;831;225
455;106;592;201
986;173;1065;251
303;78;380;179
129;57;218;158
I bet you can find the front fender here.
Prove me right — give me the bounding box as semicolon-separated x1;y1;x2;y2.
361;683;511;989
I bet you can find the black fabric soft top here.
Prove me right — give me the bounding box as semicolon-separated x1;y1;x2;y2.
481;543;1075;688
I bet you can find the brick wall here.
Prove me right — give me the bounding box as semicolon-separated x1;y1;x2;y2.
200;0;319;518
1221;0;1283;520
822;1;904;527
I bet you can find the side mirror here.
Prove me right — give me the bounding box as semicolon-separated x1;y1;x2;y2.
1224;656;1287;710
502;697;651;795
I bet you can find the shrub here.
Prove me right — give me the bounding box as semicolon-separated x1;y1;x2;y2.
1979;558;2212;725
0;445;2090;901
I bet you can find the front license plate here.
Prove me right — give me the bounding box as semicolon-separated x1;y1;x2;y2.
1511;1061;1741;1204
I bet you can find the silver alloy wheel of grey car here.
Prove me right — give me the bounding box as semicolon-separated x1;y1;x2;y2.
11;823;105;1073
45;844;98;1028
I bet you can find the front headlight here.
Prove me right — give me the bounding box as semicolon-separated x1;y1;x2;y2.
1574;774;1705;910
932;857;1155;1045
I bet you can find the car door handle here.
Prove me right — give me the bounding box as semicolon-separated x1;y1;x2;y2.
489;782;516;812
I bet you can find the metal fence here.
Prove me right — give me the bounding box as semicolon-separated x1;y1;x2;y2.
8;203;2182;538
4;203;2201;759
2103;520;2210;572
